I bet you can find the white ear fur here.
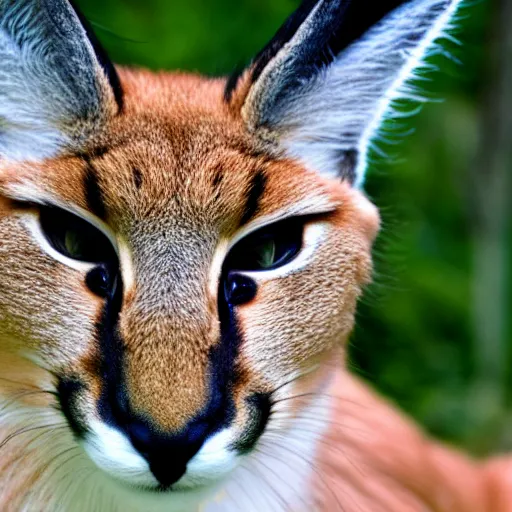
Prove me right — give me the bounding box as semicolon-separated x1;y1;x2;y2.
0;0;120;161
242;0;464;187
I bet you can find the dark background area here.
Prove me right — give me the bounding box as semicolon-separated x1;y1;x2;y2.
76;0;511;455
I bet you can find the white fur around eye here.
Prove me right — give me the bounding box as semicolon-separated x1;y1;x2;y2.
118;237;136;295
20;206;118;273
21;214;96;272
243;222;328;281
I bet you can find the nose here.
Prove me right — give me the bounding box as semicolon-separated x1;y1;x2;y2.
125;417;210;488
111;391;215;488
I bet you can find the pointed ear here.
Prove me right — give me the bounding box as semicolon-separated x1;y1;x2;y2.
228;0;462;187
0;0;123;161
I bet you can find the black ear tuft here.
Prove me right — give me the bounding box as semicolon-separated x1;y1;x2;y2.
239;0;463;187
251;0;411;91
251;0;321;84
68;0;124;111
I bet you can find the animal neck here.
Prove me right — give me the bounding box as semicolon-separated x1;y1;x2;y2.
311;367;491;511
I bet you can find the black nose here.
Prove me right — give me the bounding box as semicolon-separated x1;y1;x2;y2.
124;416;210;488
109;390;214;488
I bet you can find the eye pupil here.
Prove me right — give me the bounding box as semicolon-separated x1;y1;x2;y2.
64;230;83;259
255;240;276;269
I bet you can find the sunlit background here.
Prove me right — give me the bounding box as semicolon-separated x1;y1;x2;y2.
76;0;511;455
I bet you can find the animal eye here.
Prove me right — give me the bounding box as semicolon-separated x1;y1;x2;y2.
225;218;304;272
39;206;117;264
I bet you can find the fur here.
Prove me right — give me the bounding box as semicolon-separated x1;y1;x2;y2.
0;0;119;160
238;0;464;186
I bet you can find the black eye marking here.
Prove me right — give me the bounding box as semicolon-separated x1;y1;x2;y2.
83;160;107;221
133;167;143;190
86;265;117;298
240;170;267;226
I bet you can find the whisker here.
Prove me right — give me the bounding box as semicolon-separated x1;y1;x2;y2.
72;467;100;509
269;369;320;397
247;457;286;512
259;436;348;512
0;423;67;451
54;451;87;501
264;426;367;482
39;446;81;483
268;411;370;437
271;392;369;409
254;446;307;511
0;377;47;389
25;423;71;454
0;389;57;415
232;461;267;511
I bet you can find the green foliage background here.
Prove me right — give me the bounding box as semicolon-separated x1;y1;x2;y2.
76;0;510;453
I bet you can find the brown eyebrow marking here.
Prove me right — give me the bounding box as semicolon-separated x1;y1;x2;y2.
240;169;267;226
83;158;106;220
133;167;143;190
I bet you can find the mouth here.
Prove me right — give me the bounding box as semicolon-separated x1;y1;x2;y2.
56;377;272;494
77;420;243;501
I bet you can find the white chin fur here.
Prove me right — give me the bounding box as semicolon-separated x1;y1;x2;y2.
83;420;238;497
175;429;238;490
83;420;158;488
7;385;331;512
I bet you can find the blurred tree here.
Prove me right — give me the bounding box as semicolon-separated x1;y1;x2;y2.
468;0;512;452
